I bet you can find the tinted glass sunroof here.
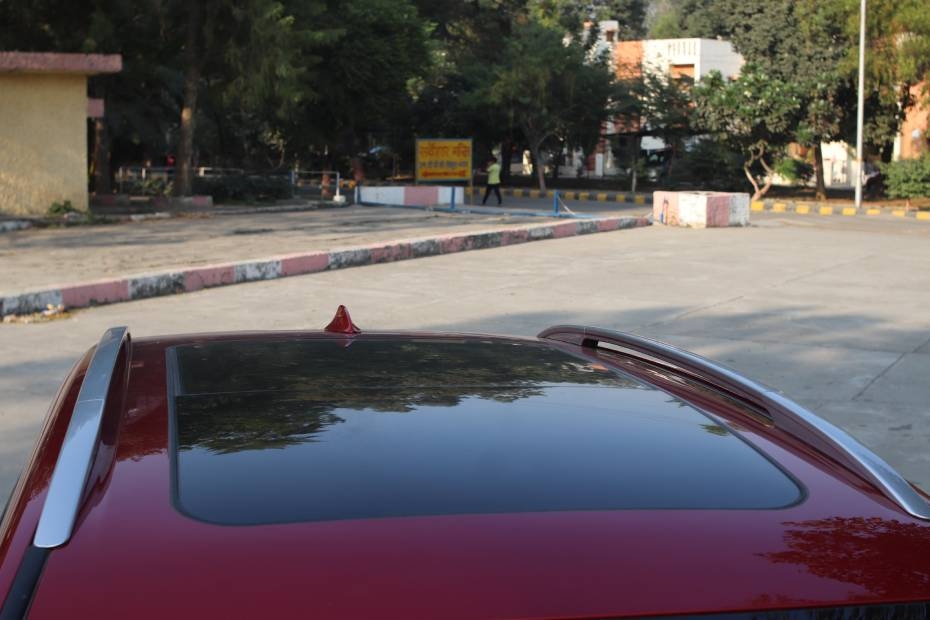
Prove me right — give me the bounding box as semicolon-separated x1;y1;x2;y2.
169;338;801;525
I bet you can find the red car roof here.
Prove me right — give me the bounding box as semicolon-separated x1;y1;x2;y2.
2;330;929;619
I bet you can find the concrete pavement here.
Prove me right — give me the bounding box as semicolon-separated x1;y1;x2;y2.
0;206;648;316
2;212;929;502
0;206;575;294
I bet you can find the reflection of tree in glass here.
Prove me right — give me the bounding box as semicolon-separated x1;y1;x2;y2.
173;339;639;454
177;393;346;454
762;517;930;597
175;340;632;395
700;423;728;437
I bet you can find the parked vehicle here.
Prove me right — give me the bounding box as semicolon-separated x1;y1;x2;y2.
1;307;928;619
864;161;885;199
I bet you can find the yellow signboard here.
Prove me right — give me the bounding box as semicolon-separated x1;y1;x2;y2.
415;139;472;182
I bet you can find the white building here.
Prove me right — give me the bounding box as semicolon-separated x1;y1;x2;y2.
572;32;745;178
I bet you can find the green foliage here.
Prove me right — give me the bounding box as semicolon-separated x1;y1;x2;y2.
47;200;78;216
895;0;930;86
284;0;429;155
124;177;174;197
613;71;693;142
706;0;930;162
647;0;726;39
881;157;930;200
774;158;814;185
192;175;293;202
693;67;801;147
483;19;615;189
693;66;801;198
587;0;647;39
648;11;682;38
671;140;746;191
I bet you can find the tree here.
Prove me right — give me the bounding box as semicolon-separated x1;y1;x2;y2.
708;0;930;199
703;0;845;200
484;20;614;190
647;0;726;39
895;0;930;88
170;0;333;195
281;0;430;163
611;69;693;189
588;0;647;39
693;66;801;200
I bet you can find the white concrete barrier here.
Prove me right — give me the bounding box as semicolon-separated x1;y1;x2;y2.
359;186;460;208
653;191;750;228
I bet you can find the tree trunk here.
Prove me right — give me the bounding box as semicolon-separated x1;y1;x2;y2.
174;1;202;197
745;142;776;201
812;143;826;201
758;154;775;199
550;141;563;182
500;138;513;185
744;162;762;201
879;140;894;164
664;139;677;184
630;135;640;193
92;116;111;195
531;143;546;192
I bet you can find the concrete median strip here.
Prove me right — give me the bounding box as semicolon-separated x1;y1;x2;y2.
465;187;653;204
751;198;928;219
0;215;650;317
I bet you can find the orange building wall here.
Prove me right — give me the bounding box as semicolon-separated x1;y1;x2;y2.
614;40;643;80
900;82;929;159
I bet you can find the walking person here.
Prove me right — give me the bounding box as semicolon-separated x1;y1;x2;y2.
481;157;502;206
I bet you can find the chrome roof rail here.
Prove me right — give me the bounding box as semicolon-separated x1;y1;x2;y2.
539;325;930;521
33;327;130;548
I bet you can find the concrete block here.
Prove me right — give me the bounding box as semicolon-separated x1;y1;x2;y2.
1;290;63;316
359;186;404;206
0;220;32;233
653;191;750;228
328;248;372;268
234;260;282;283
128;273;184;300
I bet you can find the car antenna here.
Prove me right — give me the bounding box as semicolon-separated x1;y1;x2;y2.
324;305;361;335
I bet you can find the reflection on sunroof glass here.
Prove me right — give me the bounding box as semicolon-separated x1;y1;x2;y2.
170;338;801;525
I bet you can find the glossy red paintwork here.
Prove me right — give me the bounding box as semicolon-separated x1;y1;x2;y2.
0;349;90;604
3;332;930;619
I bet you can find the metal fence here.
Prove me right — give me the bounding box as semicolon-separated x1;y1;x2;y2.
292;170;347;203
115;166;350;203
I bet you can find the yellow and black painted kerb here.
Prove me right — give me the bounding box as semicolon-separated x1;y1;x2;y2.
751;199;929;220
463;187;653;205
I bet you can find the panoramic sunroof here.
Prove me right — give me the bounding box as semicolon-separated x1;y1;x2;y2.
168;338;802;525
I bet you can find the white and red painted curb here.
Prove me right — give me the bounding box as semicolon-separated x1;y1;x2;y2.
1;216;649;317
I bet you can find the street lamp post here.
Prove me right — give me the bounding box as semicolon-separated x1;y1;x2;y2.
854;0;866;209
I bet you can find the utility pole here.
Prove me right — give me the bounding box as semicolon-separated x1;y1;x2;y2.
854;0;866;209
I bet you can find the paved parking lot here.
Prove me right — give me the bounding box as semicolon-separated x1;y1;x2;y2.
1;206;577;293
1;211;929;500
